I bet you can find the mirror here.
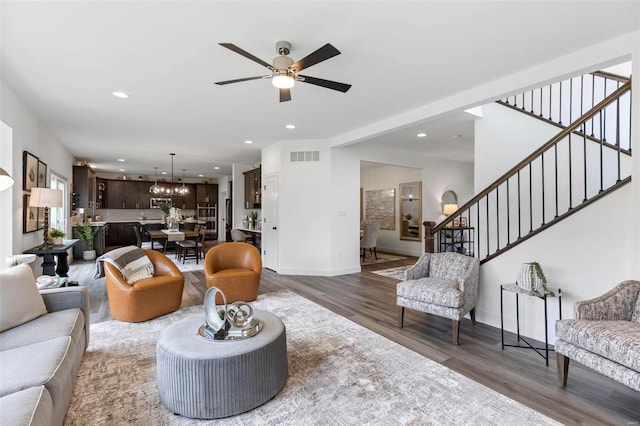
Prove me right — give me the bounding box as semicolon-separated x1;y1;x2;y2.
441;190;458;215
399;181;421;241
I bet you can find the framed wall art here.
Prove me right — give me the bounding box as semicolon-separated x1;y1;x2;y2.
37;160;47;188
365;188;395;230
23;193;38;233
23;151;38;191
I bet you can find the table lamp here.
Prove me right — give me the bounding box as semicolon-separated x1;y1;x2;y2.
29;188;63;248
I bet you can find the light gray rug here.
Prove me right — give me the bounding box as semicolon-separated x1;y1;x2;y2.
370;265;411;281
65;291;559;425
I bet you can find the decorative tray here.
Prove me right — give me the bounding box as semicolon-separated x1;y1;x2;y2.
198;318;264;341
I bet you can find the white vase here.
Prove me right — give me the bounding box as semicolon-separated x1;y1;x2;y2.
52;237;63;245
83;250;96;261
516;263;544;293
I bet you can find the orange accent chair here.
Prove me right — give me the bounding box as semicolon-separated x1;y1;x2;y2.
104;249;184;322
204;242;262;303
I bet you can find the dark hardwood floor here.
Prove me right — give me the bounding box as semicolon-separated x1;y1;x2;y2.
68;254;639;425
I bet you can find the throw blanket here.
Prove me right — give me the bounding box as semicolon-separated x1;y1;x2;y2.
94;246;154;284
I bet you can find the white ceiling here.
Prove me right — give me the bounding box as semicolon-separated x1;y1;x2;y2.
2;1;638;179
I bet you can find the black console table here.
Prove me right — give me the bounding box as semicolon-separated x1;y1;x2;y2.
500;283;562;366
24;239;79;277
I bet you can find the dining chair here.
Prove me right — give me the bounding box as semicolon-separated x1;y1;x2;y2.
175;226;207;264
360;222;380;262
133;225;164;251
231;229;253;244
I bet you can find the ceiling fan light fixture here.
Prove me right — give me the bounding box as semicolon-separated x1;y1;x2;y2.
272;73;295;89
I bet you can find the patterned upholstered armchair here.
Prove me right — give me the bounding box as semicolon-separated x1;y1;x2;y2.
555;280;640;391
396;252;479;345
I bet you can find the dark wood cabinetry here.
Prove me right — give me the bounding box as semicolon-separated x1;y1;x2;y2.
72;166;96;210
105;222;137;246
243;167;261;209
97;179;215;210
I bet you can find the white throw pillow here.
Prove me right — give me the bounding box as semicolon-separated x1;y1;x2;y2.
0;264;48;332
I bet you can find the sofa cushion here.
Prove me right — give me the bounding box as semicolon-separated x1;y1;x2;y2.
397;277;463;308
0;308;85;352
0;265;47;332
0;386;53;426
555;320;640;371
429;253;472;283
0;336;77;397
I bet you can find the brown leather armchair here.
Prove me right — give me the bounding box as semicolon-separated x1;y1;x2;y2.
104;249;184;322
204;242;262;303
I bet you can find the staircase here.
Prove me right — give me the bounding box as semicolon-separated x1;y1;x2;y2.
426;71;632;264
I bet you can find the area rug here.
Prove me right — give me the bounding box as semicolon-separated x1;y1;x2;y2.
361;253;406;265
168;253;205;272
371;265;411;281
65;292;558;425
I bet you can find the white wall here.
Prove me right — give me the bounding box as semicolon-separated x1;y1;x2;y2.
1;79;74;275
0;122;14;270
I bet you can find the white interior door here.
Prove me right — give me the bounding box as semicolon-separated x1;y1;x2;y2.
263;173;279;271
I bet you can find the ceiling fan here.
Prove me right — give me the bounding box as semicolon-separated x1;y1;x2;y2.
215;41;352;102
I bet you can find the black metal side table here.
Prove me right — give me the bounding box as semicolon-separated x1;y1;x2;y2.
500;283;562;366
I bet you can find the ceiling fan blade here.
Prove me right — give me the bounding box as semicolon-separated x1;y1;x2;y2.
219;43;275;71
299;75;352;93
215;75;270;85
279;88;292;102
290;43;341;72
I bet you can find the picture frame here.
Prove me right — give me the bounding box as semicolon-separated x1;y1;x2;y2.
23;151;38;191
453;218;460;227
37;160;47;188
23;193;38;233
460;217;468;227
364;188;396;230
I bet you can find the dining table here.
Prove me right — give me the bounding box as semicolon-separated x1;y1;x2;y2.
147;229;199;254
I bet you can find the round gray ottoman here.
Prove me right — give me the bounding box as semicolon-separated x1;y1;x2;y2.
156;309;288;419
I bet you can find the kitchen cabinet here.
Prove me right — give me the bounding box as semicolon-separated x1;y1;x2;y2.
72;166;96;210
105;180;125;209
196;184;217;204
243;167;261;209
105;222;138;246
102;179;152;209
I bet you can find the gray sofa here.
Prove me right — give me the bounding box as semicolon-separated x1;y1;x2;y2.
0;265;89;425
555;280;640;391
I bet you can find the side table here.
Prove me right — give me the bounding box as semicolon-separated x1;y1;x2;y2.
24;239;79;277
500;283;562;366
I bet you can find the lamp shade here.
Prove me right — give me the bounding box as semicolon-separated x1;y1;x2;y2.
0;168;14;192
29;188;63;208
443;203;458;216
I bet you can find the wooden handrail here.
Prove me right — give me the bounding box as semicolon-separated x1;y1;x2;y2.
590;70;630;83
433;79;631;236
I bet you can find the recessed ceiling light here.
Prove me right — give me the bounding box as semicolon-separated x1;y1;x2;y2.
117;158;125;162
286;124;296;129
417;133;427;138
245;140;253;144
119;169;125;172
161;171;167;175
112;91;129;98
214;166;220;170
198;174;204;177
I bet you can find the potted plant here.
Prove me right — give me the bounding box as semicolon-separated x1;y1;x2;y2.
49;228;66;245
77;222;100;260
250;211;258;229
159;201;171;223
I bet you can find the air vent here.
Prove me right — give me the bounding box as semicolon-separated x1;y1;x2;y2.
290;151;320;162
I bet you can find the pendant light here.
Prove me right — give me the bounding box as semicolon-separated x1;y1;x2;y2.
149;167;163;194
177;169;189;196
169;153;175;199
